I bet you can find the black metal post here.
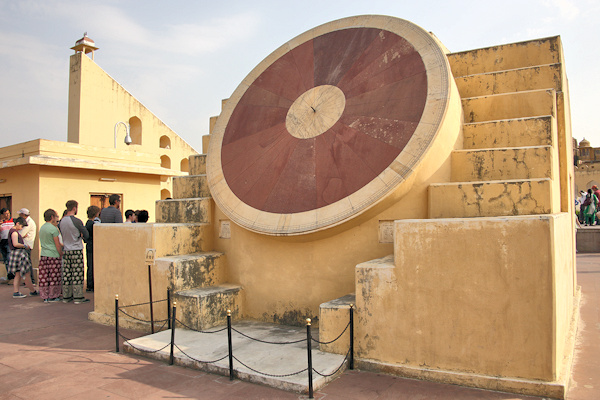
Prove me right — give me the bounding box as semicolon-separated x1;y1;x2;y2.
148;264;154;334
227;309;234;380
169;302;177;365
349;304;354;370
306;318;314;399
167;288;171;330
115;294;120;352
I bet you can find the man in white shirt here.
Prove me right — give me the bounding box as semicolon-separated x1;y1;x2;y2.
18;208;36;284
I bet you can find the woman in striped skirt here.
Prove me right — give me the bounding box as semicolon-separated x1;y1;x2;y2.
8;217;37;298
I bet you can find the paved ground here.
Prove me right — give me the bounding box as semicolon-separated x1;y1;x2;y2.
0;254;598;400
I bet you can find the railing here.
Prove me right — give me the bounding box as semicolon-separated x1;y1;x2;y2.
114;295;353;399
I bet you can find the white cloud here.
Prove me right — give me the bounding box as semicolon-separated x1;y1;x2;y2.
542;0;580;21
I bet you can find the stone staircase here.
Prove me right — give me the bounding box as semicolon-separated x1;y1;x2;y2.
155;154;242;331
321;37;574;398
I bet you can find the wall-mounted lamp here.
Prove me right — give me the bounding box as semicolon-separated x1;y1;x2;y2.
114;121;132;148
99;178;117;182
0;179;5;183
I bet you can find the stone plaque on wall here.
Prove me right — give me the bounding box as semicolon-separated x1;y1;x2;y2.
378;221;394;244
219;220;231;239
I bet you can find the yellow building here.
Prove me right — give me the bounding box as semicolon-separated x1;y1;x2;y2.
0;34;198;272
89;16;577;399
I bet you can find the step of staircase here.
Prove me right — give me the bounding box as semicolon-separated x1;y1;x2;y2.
429;179;554;219
174;284;243;331
451;146;553;182
462;89;556;124
152;223;213;256
463;116;554;149
155;252;226;292
155;198;212;224
447;36;560;77
172;175;210;199
454;63;561;98
189;154;206;175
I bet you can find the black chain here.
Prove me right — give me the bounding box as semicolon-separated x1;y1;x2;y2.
118;298;167;309
118;308;168;323
174;318;228;333
312;347;351;377
118;332;170;354
311;321;350;344
174;343;228;364
232;355;308;377
231;327;306;345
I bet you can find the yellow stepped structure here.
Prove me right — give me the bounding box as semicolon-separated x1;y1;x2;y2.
155;154;243;331
336;37;577;399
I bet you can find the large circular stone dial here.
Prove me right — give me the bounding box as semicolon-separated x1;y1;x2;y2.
207;16;451;235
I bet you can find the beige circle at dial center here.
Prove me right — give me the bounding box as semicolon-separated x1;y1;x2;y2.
285;85;346;139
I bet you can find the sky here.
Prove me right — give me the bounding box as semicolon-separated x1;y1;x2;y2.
0;0;598;152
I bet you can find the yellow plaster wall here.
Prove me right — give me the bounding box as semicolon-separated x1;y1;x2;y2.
355;214;574;381
67;53;198;197
38;167;160;223
90;223;213;328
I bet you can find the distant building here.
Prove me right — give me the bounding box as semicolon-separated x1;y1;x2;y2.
574;137;600;192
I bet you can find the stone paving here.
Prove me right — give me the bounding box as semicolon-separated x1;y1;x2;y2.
0;254;598;399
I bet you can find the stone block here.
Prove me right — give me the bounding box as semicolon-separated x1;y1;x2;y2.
463;116;554;149
462;89;556;124
155;198;211;224
202;135;210;155
576;228;600;253
447;36;560;77
451;146;553;182
319;294;355;355
155;252;226;292
189;154;206;175
455;63;561;98
209;116;218;135
355;214;576;389
175;284;243;330
429;179;554;218
172;175;210;199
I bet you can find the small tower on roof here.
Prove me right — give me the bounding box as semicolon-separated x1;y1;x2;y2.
71;32;98;60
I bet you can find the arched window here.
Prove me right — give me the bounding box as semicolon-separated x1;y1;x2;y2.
180;158;189;172
161;155;171;169
161;189;171;200
159;135;171;149
129;116;142;145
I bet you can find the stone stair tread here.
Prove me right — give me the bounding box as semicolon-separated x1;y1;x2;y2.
453;145;551;153
431;177;552;186
177;284;242;297
156;251;224;262
453;62;560;79
463;114;553;126
461;87;554;101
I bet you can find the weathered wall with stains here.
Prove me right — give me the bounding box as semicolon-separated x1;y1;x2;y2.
356;214;574;381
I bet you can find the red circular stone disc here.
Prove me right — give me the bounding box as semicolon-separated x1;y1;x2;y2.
221;28;427;214
207;16;451;235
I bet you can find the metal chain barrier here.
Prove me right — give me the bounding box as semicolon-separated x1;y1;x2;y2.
231;327;307;345
310;320;350;345
118;332;171;354
115;296;355;400
232;355;309;378
173;343;229;364
312;347;351;377
118;298;167;309
118;308;169;324
174;318;228;334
